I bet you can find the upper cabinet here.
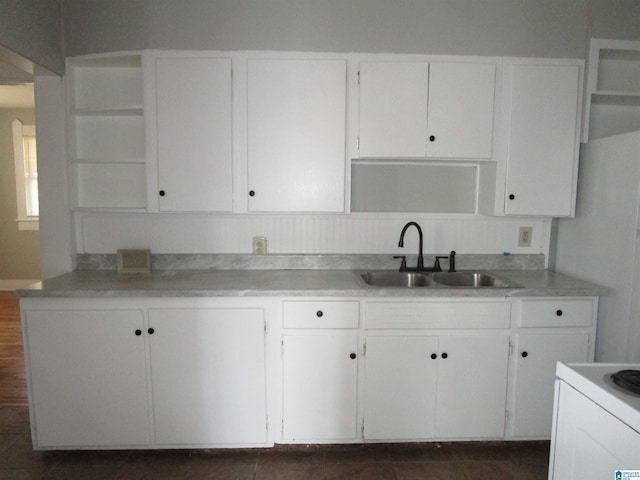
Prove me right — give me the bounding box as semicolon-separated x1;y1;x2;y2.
150;54;233;212
484;58;583;217
246;58;347;213
357;60;497;159
67;53;146;210
583;38;640;142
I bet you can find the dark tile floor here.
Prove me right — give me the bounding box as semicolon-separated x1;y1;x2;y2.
0;406;550;479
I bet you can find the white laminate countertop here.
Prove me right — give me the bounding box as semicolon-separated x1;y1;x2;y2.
16;269;606;298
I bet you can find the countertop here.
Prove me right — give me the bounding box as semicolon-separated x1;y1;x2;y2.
16;269;606;298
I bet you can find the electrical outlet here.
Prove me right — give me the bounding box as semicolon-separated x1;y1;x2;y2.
253;236;267;254
518;227;532;247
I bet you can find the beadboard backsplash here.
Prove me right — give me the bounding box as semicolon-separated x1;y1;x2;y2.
75;213;552;261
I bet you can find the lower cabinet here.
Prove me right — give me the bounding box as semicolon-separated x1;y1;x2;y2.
148;308;267;445
364;334;510;440
282;335;359;442
508;298;596;439
25;309;151;448
22;299;268;449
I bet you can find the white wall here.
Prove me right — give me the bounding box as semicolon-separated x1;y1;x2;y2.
62;0;589;58
0;0;63;74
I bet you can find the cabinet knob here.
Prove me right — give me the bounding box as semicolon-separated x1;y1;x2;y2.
135;329;142;336
430;353;437;360
316;310;323;318
429;135;436;142
148;328;155;335
350;353;357;360
159;190;165;197
521;351;528;358
249;190;255;197
556;309;563;316
441;352;448;359
508;194;515;200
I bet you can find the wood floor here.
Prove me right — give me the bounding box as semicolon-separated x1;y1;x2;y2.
0;291;27;406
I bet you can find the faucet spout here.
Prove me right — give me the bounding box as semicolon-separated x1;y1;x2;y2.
398;222;424;270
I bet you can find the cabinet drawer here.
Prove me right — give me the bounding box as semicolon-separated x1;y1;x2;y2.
519;299;593;328
283;301;359;329
365;301;510;329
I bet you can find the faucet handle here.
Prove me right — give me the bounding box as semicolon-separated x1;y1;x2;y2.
434;256;448;272
393;255;407;271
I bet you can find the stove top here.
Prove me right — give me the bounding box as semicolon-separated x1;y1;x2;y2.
611;369;640;396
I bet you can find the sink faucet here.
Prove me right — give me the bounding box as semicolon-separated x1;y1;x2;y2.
398;222;424;271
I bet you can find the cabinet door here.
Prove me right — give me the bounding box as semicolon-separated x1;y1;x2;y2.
503;63;581;216
358;62;429;157
436;335;509;438
282;335;359;441
426;62;496;159
512;332;590;438
155;57;233;212
364;335;438;440
25;309;150;447
148;308;267;445
247;59;347;212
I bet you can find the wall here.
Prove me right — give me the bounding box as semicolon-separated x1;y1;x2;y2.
0;0;63;74
62;0;589;58
0;107;40;279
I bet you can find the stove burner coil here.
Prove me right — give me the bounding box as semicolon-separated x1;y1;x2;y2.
610;369;640;395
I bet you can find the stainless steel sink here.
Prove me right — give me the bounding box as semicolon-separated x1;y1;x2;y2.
357;270;521;288
429;272;516;288
359;271;437;287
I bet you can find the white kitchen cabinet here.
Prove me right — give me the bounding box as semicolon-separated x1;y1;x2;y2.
583;38;640;142
363;300;511;441
357;61;496;159
364;334;509;440
67;53;147;210
282;335;359;442
508;298;596;439
247;58;347;212
152;55;233;212
22;299;269;449
148;308;267;445
24;309;150;448
499;59;582;216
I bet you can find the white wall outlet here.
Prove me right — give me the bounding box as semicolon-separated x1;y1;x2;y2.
518;227;532;247
253;236;268;254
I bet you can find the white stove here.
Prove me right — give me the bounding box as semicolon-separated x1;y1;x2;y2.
549;362;640;479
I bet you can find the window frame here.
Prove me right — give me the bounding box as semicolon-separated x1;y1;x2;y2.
12;119;39;231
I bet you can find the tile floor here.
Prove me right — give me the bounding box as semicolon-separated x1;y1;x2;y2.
0;406;550;479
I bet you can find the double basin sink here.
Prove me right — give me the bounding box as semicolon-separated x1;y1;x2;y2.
357;270;521;289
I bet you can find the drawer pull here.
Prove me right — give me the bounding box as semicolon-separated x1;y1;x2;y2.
350;353;357;360
135;329;142;336
148;328;155;335
441;352;448;359
316;310;323;318
556;309;563;316
521;351;528;358
430;353;437;360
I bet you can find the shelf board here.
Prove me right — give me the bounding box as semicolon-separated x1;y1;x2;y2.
592;92;640;106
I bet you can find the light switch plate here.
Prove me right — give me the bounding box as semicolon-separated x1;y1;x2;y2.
253;236;268;254
518;227;532;247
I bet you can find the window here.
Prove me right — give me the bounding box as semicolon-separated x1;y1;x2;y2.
12;119;38;230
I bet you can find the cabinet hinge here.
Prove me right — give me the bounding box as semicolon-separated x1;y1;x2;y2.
356;136;360;151
357;70;360;85
361;419;365;438
281;339;284;357
266;416;269;431
281;418;284;436
508;341;513;356
505;410;510;423
362;341;366;357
